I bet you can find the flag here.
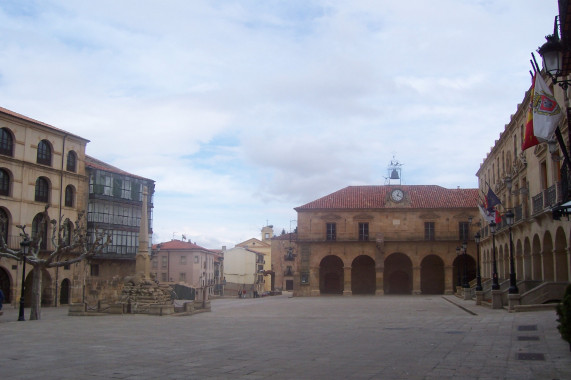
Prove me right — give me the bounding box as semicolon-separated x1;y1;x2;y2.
479;203;494;223
522;74;540;151
495;209;502;224
532;74;562;140
486;187;501;212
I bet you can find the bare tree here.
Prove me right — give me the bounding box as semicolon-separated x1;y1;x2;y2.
0;206;110;320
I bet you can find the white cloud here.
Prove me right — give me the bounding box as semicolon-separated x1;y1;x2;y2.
0;0;560;248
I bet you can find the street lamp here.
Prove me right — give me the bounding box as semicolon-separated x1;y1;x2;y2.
505;209;518;294
490;221;499;290
475;232;482;291
18;238;30;321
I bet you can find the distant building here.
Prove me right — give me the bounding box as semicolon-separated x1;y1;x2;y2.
235;225;273;292
82;155;155;304
0;106;89;306
151;239;217;297
294;185;479;296
222;246;258;297
271;231;297;291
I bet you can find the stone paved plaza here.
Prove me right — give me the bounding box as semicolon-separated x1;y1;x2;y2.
1;294;570;379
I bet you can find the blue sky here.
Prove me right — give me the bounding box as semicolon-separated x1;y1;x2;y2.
0;0;560;249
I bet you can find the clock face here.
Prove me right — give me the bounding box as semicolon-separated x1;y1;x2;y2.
391;189;404;202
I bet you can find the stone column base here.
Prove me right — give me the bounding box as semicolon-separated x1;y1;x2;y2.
149;304;175;316
508;293;521;312
475;290;484;305
343;290;352;296
463;288;472;300
491;290;503;309
375;289;385;295
310;289;320;296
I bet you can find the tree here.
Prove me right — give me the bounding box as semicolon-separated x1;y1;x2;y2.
557;284;571;352
0;206;110;320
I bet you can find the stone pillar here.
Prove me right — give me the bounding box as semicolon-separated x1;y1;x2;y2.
343;266;352;296
444;265;453;295
508;293;521;312
310;265;320;296
375;265;384;295
135;186;150;278
491;289;503;309
412;266;421;295
375;236;385;295
475;290;484;305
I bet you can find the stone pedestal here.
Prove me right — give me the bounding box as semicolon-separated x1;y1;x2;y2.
508;293;521;312
184;302;194;313
149;304;175;316
109;303;126;314
68;303;86;316
463;288;472;300
475;290;484;305
491;290;503;309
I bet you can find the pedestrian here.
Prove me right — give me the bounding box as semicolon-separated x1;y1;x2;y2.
0;288;4;316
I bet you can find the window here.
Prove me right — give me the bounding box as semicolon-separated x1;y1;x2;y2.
37;140;52;166
424;222;435;241
35;177;50;203
161;272;167;282
90;264;99;276
358;223;369;241
161;256;167;268
180;255;186;265
194;256;199;263
0;168;10;196
63;219;73;246
65;185;74;207
66;151;77;172
152;259;158;269
326;223;336;241
0;128;13;156
179;272;186;282
32;213;48;250
0;208;9;244
459;222;469;242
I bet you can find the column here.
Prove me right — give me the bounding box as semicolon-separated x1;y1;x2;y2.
412;266;421;295
343;266;352;296
444;265;453;294
375;264;384;295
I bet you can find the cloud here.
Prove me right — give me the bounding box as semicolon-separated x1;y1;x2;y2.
0;0;560;247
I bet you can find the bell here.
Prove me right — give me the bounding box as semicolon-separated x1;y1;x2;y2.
390;169;400;180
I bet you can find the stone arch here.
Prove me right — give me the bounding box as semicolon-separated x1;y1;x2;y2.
351;255;375;295
319;255;344;294
384;253;412;294
554;227;568;282
420;254;444;294
532;234;542;280
0;266;12;303
453;253;476;288
542;231;554;281
523;237;532;280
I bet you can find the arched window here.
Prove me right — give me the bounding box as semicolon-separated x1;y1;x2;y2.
66;151;77;172
0;128;14;157
0;168;10;196
0;208;9;244
64;185;74;207
37;139;52;166
35;177;50;203
32;213;48;250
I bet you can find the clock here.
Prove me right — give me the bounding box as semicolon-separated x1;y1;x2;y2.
391;189;404;202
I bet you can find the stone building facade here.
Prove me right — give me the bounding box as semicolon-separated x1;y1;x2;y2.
0;106;89;307
271;232;297;292
475;72;571;291
293;185;479;296
151;239;217;297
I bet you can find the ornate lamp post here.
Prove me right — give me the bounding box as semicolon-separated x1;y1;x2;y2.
475;232;482;291
505;209;518;294
18;238;30;321
490;221;500;290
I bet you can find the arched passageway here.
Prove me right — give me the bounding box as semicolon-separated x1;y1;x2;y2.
60;278;71;305
452;254;476;289
0;266;11;303
384;253;412;294
320;255;344;294
421;255;444;294
351;255;375;294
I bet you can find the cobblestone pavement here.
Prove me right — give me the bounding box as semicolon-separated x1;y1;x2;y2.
1;294;570;379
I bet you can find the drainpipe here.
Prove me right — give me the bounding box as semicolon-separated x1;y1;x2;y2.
55;133;68;307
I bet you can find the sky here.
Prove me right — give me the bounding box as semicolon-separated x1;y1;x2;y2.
0;0;561;249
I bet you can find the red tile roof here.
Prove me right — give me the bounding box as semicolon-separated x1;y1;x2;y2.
153;239;213;252
0;106;89;142
295;185;479;210
85;155;154;182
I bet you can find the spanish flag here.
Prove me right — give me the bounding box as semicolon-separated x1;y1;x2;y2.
522;74;540;151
